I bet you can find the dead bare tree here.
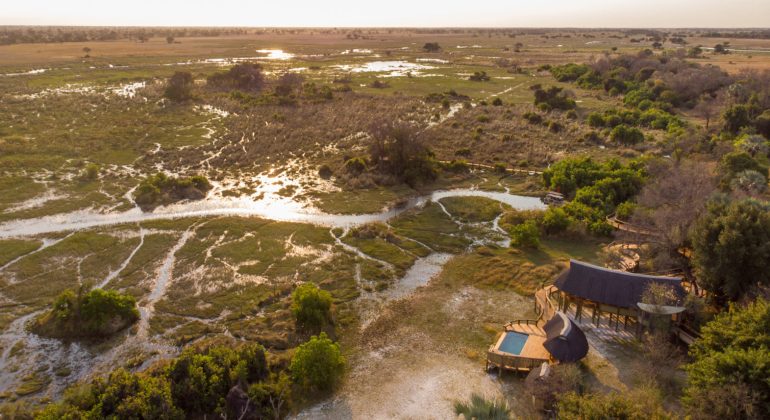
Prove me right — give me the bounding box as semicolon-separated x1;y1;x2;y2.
628;159;717;281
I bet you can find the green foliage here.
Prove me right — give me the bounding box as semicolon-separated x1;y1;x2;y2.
164;71;193;102
82;163;100;181
469;71;491;82
556;389;670;420
542;157;645;199
39;343;277;419
690;198;770;302
37;288;139;338
454;393;511;420
134;172;212;210
207;63;265;92
609;125;645;145
509;220;540;248
39;369;183;420
541;207;570;234
719;151;768;188
344;157;367;175
684;299;770;416
614;201;636;221
550;63;591;82
291;283;333;330
532;85;576;111
167;344;268;415
722;104;753;134
290;332;345;391
543;157;644;236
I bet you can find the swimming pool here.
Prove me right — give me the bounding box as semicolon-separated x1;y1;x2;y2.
498;331;529;355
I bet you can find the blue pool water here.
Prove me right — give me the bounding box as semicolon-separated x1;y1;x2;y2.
499;332;528;355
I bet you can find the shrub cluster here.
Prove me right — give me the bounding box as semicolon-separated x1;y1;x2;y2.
33;288;139;338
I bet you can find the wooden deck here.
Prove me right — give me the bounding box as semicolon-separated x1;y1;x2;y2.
486;320;550;373
505;324;550;360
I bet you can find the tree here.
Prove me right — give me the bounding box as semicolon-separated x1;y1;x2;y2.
735;134;770;157
719;151;767;188
422;42;441;52
368;121;437;187
690;198;770;303
609;125;644;145
683;299;770;417
713;43;729;54
290;283;333;330
167;344;268;416
629;160;716;275
730;170;768;196
509;220;540;248
722;104;752;134
207;63;264;92
82;46;91;57
164;71;194;102
166;36;175;44
541;207;570;234
290;333;345;391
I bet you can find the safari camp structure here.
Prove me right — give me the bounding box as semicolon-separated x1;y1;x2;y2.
548;260;686;336
487;259;688;373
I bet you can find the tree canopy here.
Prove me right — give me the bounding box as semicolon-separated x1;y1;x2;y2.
690;198;770;303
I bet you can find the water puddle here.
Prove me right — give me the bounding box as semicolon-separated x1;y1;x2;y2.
1;68;48;77
335;61;436;77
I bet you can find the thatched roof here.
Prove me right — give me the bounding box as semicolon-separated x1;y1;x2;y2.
554;260;684;310
543;312;588;363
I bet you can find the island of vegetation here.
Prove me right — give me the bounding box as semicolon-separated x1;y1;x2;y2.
31;289;140;339
133;173;213;211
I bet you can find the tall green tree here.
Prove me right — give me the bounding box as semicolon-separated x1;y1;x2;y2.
684;299;770;418
690;198;770;303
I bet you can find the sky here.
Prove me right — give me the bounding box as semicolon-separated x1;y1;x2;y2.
2;0;769;28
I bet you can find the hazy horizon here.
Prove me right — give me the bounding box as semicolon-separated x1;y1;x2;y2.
3;0;770;28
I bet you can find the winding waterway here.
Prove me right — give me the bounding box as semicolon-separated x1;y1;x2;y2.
0;188;545;238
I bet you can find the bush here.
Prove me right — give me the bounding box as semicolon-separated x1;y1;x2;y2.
469;71;491;82
533;85;576;110
523;112;543;125
684;299;770;416
34;288;139;338
290;333;345;391
556;388;670;419
207;63;264;92
690;199;770;303
541;207;570;234
164;71;193;102
510;220;540;248
718;151;768;189
134;173;212;211
609;125;644;145
318;164;333;179
423;42;441;52
550;63;591;82
615;201;636;221
454;394;511;420
82;163;100;181
291;283;333;330
167;344;268;415
344;157;367;175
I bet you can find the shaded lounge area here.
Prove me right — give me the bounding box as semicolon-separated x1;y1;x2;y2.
549;260;685;336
